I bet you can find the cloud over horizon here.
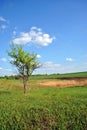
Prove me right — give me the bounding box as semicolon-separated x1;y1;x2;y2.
35;61;87;74
66;57;74;62
35;61;61;74
12;26;55;46
0;58;7;62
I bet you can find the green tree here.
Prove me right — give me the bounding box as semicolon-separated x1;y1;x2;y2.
7;44;40;94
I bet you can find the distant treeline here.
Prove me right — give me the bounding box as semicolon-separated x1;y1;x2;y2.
0;71;87;80
0;75;21;80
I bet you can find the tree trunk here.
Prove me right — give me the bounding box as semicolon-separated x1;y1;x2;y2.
23;77;28;94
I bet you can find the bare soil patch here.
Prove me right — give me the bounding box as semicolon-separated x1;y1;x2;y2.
39;78;87;88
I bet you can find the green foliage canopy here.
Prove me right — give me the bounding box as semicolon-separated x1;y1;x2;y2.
8;44;40;77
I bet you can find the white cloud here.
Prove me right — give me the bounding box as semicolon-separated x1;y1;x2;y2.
0;68;16;76
34;61;87;74
36;54;41;58
66;57;74;62
34;61;61;74
0;25;7;29
0;67;3;70
0;62;87;76
9;58;14;61
34;33;54;46
42;61;61;68
12;26;55;46
0;16;8;30
5;69;13;71
7;59;87;75
0;58;7;62
31;26;42;31
12;32;31;44
12;27;18;38
0;16;6;22
13;30;17;35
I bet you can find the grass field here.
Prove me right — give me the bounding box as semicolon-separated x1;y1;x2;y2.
0;73;87;130
30;71;87;80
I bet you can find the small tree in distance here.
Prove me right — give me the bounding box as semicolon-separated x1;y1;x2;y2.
7;44;40;94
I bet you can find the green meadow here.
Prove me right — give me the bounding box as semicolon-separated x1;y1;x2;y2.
0;73;87;130
30;71;87;80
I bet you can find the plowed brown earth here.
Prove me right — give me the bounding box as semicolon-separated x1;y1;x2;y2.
39;78;87;88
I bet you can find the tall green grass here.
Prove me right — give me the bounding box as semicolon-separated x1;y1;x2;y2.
0;79;87;130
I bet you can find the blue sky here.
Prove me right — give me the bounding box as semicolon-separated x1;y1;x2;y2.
0;0;87;76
